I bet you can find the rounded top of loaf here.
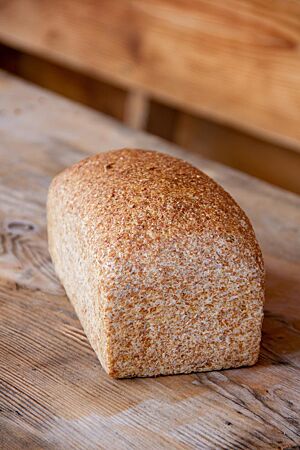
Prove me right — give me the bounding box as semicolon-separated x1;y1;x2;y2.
49;148;263;272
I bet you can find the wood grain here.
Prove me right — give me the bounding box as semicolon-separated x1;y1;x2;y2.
0;0;300;149
0;70;300;449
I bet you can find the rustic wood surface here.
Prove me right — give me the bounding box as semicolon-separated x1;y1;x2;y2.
1;0;300;150
0;71;299;449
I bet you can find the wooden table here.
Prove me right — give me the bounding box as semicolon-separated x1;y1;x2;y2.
0;70;299;450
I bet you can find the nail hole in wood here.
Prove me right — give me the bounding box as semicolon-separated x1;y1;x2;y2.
7;221;35;233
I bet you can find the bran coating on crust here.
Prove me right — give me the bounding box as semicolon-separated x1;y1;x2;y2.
47;149;265;378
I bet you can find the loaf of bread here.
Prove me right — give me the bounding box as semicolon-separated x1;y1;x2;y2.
47;148;264;378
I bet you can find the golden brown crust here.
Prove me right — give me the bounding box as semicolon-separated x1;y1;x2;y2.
47;149;265;378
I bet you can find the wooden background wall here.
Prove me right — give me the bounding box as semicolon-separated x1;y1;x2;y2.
0;0;300;194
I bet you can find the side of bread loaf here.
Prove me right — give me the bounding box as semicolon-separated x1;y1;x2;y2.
47;148;264;378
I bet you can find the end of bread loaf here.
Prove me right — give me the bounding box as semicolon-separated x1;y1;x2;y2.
47;149;264;378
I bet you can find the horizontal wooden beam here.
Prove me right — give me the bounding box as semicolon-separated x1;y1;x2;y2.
1;0;300;149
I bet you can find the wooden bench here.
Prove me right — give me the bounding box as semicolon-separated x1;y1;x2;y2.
1;0;300;194
0;70;299;449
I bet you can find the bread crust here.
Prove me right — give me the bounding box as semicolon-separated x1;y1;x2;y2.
47;149;265;378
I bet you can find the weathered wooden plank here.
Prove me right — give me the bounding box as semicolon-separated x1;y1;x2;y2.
0;71;299;449
0;0;300;150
